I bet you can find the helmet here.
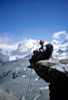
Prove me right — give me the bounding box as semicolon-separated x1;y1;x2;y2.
39;40;44;44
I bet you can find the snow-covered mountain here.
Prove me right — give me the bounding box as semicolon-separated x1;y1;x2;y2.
10;39;39;60
0;39;68;61
52;39;68;59
0;39;38;61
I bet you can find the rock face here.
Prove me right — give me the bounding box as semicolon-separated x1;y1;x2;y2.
29;59;68;100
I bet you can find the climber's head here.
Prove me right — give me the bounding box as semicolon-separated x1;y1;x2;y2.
39;40;44;45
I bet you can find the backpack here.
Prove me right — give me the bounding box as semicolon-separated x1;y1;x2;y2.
43;43;53;59
46;43;53;52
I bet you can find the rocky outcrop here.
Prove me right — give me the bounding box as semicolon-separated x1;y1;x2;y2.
29;59;68;100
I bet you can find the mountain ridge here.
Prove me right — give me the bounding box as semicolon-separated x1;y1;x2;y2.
0;39;68;61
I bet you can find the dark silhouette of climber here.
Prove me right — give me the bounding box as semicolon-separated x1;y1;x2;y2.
29;40;53;64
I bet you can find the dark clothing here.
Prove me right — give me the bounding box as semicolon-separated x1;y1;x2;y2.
29;43;53;64
44;43;53;59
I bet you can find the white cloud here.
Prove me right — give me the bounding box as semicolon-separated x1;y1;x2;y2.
0;33;18;55
65;34;68;40
0;37;11;43
0;32;13;44
0;43;18;56
0;44;18;51
52;31;66;39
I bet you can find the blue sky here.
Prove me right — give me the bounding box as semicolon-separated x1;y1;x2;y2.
0;0;68;43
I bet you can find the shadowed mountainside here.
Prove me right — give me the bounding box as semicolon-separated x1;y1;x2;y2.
29;59;68;100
